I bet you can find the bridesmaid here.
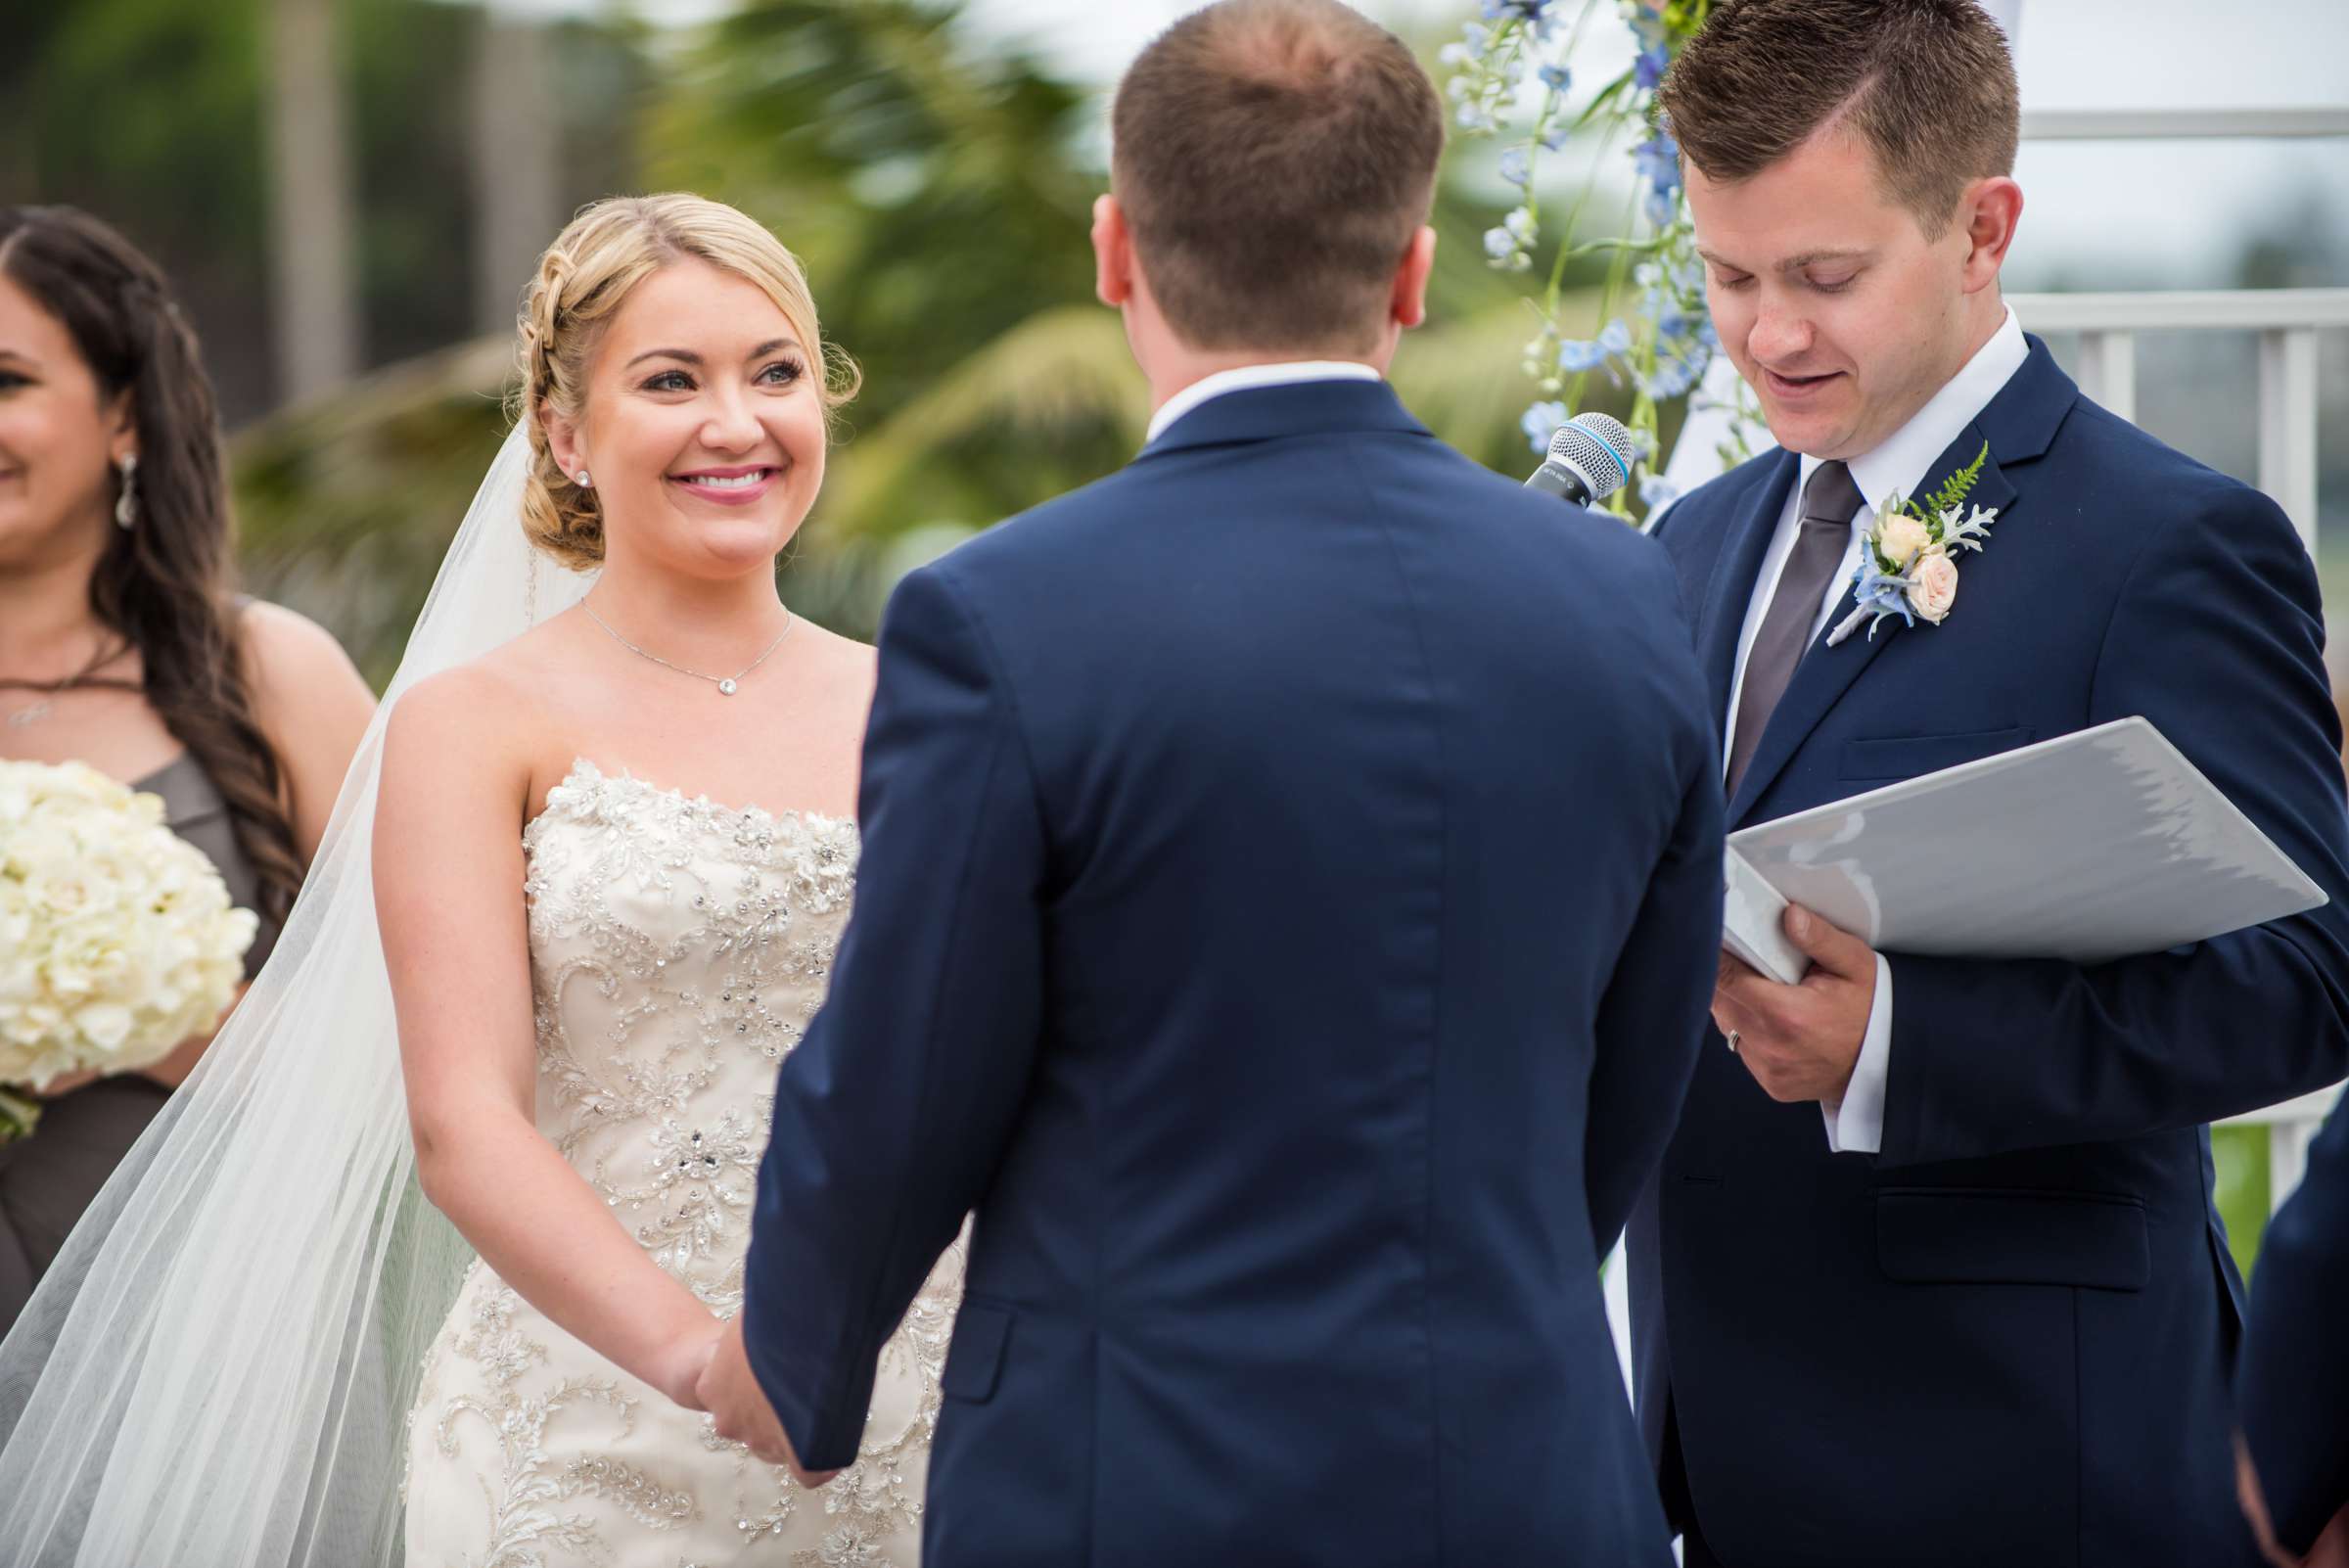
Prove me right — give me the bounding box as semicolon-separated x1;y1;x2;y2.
0;206;375;1331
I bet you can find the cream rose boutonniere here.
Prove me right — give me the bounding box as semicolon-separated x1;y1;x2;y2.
1907;550;1960;623
1826;441;1999;646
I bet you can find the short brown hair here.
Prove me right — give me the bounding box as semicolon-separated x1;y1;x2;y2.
1111;0;1444;352
1657;0;2018;236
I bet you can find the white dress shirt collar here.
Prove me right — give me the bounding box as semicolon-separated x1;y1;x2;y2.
1145;360;1384;445
1796;304;2029;518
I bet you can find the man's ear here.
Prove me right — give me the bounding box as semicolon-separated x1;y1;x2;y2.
1391;225;1438;331
1093;194;1133;309
1958;175;2023;294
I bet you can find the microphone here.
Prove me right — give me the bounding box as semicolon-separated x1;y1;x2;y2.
1525;412;1635;507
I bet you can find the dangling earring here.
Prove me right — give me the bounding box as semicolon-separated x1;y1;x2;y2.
114;453;139;530
575;469;592;488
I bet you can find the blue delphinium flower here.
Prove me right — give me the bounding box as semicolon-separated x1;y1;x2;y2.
1484;0;1560;33
1521;399;1569;453
1539;61;1572;92
1558;317;1635;375
1633;131;1681;197
1641;354;1699;401
1850;566;1918;634
1541;121;1573;152
1504;206;1539;247
1634;43;1672;90
1557;339;1608;373
1498;146;1532;188
1484;225;1519;262
1640;474;1681;512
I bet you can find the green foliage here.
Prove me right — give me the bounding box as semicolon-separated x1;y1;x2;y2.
644;0;1102;440
2213;1124;2272;1278
1918;440;1992;519
217;0;1605;658
12;0;1690;666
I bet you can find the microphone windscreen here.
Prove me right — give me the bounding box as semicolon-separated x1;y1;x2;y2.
1545;413;1635;503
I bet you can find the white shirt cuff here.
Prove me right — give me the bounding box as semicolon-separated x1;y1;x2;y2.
1821;953;1894;1155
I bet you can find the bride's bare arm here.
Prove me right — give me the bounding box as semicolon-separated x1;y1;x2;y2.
375;668;721;1407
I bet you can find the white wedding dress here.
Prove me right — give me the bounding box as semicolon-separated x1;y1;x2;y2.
402;760;962;1568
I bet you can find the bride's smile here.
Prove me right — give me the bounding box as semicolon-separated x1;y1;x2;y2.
546;256;830;579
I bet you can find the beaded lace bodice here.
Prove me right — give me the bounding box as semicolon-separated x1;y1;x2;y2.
520;760;861;1315
404;760;957;1568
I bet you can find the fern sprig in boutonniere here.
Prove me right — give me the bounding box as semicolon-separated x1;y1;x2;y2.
1826;441;1999;646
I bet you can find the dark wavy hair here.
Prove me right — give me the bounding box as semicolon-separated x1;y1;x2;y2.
0;206;302;922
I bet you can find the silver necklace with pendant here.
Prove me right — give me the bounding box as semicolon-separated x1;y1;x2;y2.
580;600;794;697
3;637;128;728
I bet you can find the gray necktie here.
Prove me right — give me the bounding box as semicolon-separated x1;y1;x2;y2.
1725;459;1865;798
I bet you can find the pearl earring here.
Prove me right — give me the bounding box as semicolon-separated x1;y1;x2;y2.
576;469;592;488
115;453;139;530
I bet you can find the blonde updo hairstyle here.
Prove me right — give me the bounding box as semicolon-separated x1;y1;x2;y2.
514;194;858;571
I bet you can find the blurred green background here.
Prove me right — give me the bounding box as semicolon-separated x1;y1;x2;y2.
6;0;1636;682
5;0;2337;1270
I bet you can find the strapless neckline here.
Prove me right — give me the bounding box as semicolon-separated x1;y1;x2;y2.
526;756;858;848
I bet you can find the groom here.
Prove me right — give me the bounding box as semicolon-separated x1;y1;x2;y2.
1635;3;2349;1566
696;0;1725;1561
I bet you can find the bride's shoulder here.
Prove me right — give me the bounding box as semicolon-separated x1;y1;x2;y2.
382;653;541;795
795;617;878;689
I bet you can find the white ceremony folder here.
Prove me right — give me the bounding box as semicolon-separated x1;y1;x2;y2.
1721;716;2328;986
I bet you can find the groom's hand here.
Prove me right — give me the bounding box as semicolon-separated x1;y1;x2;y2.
1712;904;1875;1105
698;1316;839;1489
2238;1435;2349;1568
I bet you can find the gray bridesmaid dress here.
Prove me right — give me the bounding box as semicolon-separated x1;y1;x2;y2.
0;754;282;1334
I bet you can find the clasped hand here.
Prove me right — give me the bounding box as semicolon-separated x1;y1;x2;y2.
670;1315;838;1490
1712;903;1877;1107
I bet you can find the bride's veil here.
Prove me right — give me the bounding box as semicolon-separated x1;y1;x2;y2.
0;421;594;1566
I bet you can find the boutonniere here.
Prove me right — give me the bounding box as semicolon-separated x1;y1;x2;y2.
1826;441;1998;646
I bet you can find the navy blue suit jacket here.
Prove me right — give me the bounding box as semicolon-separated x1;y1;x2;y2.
2240;1097;2349;1552
1635;338;2349;1568
742;379;1724;1566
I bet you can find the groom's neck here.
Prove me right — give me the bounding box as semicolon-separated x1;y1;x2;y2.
1141;333;1390;420
1147;346;1385;416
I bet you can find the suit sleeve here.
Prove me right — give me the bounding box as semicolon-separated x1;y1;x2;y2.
1878;484;2349;1167
741;562;1046;1471
1584;625;1725;1250
2239;1098;2349;1552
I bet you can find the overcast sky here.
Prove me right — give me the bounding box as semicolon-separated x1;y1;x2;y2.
952;0;2349;288
533;0;2349;288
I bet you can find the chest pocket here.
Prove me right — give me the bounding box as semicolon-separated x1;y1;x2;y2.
1839;725;2036;783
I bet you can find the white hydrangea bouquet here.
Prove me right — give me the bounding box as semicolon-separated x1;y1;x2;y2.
0;759;258;1142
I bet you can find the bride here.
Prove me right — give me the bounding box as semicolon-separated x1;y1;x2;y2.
0;194;959;1567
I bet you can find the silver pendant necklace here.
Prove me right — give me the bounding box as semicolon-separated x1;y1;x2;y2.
2;636;128;728
580;599;794;697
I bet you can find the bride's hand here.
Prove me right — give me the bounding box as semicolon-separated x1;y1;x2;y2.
648;1316;727;1411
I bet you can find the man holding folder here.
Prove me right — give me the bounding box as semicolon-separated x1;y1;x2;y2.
1634;3;2349;1565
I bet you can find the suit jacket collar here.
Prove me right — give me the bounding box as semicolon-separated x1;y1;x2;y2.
1720;336;2078;824
1137;378;1434;457
1696;450;1799;737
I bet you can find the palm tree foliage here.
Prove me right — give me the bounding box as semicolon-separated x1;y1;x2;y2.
224;0;1629;678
